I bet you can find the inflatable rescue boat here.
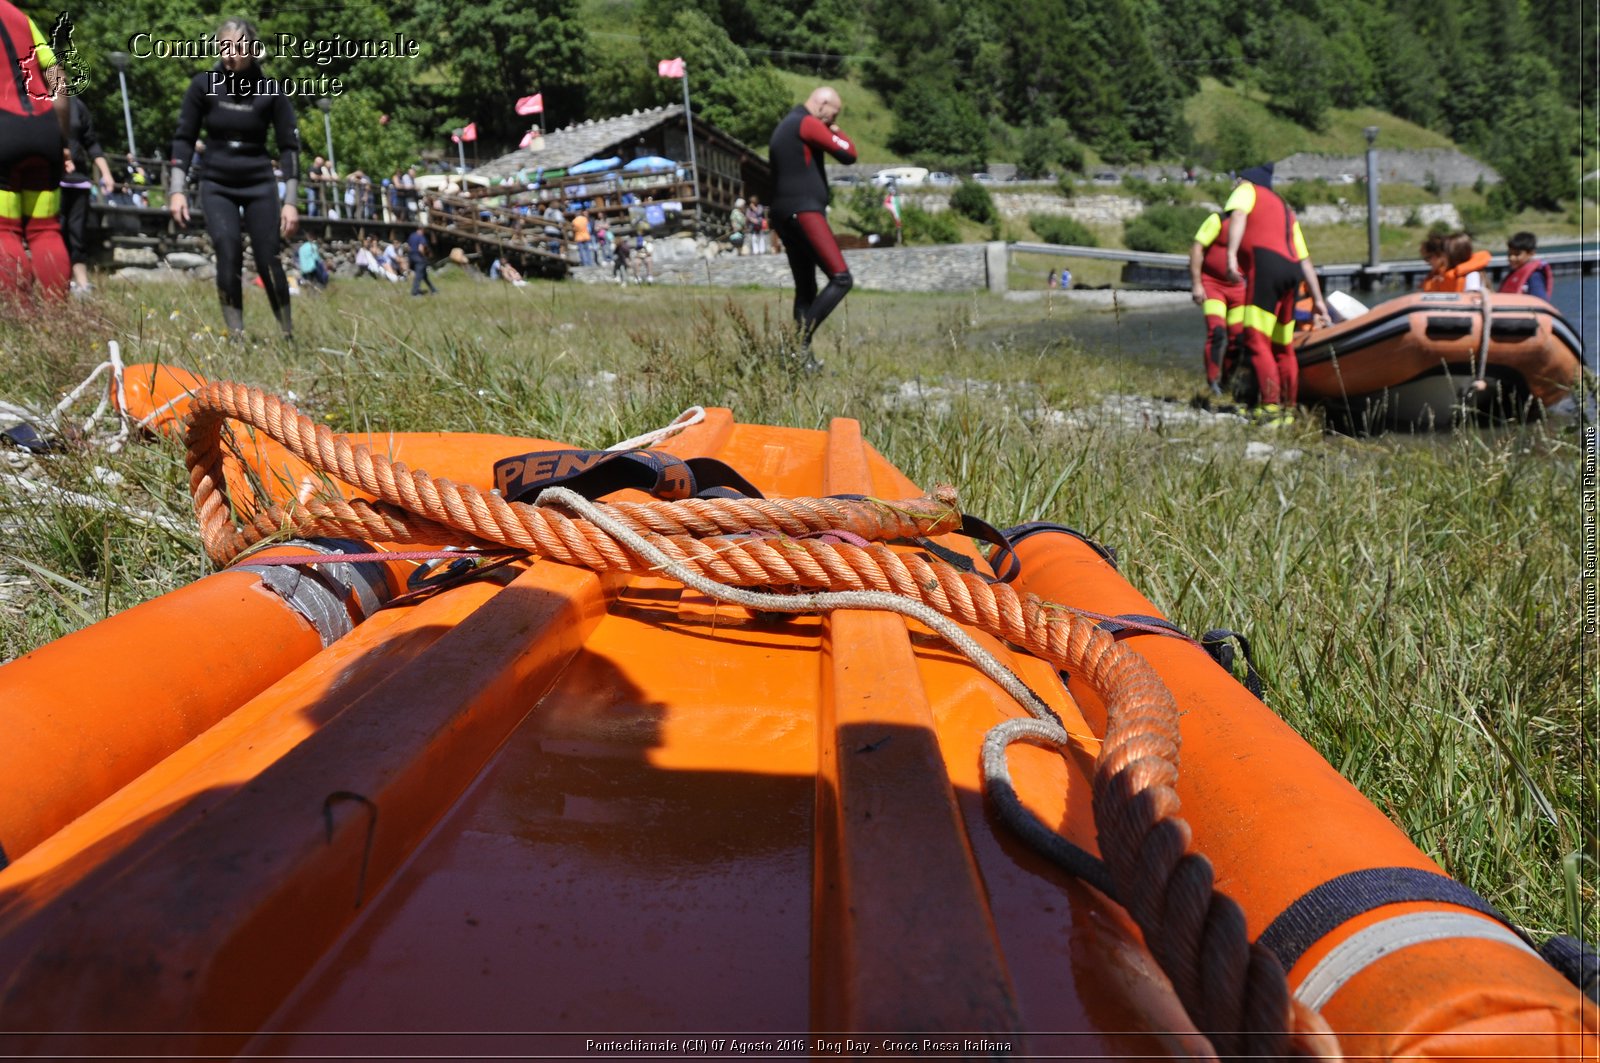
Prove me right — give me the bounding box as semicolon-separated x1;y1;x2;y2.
1291;291;1584;431
0;365;1592;1059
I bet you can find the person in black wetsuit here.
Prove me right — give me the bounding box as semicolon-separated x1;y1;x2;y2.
62;95;114;295
768;86;857;367
167;18;299;340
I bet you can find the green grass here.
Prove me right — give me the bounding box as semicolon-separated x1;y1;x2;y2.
0;275;1591;950
771;69;903;164
1185;77;1460;157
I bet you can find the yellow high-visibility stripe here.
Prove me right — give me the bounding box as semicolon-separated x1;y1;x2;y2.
30;17;56;69
1202;297;1226;318
1240;304;1278;335
1223;183;1257;214
0;188;61;221
1193;212;1222;247
1225;305;1245;326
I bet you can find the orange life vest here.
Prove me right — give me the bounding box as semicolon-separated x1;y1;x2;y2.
1421;250;1492;292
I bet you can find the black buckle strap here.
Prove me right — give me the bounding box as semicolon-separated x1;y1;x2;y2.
493;448;764;504
1002;520;1118;569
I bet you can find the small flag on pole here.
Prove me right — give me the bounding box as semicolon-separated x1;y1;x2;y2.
657;57;685;78
515;94;544;115
459;122;478;142
884;192;901;226
519;129;538;149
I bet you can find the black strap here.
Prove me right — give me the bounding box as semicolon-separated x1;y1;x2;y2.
1539;935;1600;1001
494;448;764;504
1257;866;1527;974
0;15;35;116
1199;628;1263;698
825;495;1021;584
1002;521;1118;569
1092;614;1264;699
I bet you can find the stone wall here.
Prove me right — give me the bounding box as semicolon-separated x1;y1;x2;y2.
1275;149;1499;189
573;238;1005;293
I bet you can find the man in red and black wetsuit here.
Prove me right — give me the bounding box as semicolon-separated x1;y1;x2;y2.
769;86;856;366
0;0;71;305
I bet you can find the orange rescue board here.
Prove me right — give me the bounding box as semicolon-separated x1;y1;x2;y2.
0;378;1591;1059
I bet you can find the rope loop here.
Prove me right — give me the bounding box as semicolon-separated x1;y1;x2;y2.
181;381;1338;1060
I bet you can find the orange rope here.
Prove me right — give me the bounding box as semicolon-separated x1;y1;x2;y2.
183;381;1339;1060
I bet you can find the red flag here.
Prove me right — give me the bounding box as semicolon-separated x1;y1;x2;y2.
459;122;478;142
657;57;685;78
515;94;544;115
451;133;460;144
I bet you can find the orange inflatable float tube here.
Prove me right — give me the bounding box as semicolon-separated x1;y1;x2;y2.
112;361;207;438
1003;528;1597;1058
0;541;409;869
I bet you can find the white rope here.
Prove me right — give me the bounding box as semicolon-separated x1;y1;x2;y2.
604;406;706;452
534;486;1105;890
46;341;133;451
0;473;191;534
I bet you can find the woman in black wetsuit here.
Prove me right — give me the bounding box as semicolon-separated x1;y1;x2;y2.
167;18;299;339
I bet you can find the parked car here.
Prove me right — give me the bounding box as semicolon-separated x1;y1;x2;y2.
1092;172;1119;185
970;172;996;184
830;173;861;187
926;171;954;186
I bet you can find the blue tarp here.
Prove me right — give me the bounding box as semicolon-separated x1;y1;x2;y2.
623;156;677;172
569;156;622;175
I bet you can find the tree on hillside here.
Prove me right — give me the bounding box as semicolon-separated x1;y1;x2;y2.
407;0;589;147
641;10;791;145
1255;14;1332;131
886;77;988;171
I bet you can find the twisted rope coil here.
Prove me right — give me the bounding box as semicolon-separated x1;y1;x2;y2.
183;381;1338;1060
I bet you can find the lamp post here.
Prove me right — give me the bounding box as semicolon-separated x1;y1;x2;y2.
316;97;335;175
679;66;699;201
1364;126;1380;278
108;51;137;160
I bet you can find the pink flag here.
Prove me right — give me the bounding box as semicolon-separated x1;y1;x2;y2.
515;94;544;115
459;122;478;142
657;57;685;78
519;129;537;149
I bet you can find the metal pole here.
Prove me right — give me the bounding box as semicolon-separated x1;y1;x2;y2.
109;53;137;159
457;136;466;174
322;108;335;176
681;68;699;201
1364;126;1380;275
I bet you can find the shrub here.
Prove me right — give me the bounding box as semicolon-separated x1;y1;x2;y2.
1280;182;1310;212
1028;213;1097;247
843;184;895;237
1404;208;1423;227
1123;203;1212;253
900;203;961;244
950;178;996;224
1458;202;1506;233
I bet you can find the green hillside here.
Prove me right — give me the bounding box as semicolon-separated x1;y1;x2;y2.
1184;79;1461;159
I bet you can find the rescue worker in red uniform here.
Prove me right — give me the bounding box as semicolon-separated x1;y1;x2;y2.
0;0;70;304
1188;211;1244;394
768;86;857;368
1224;163;1330;425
